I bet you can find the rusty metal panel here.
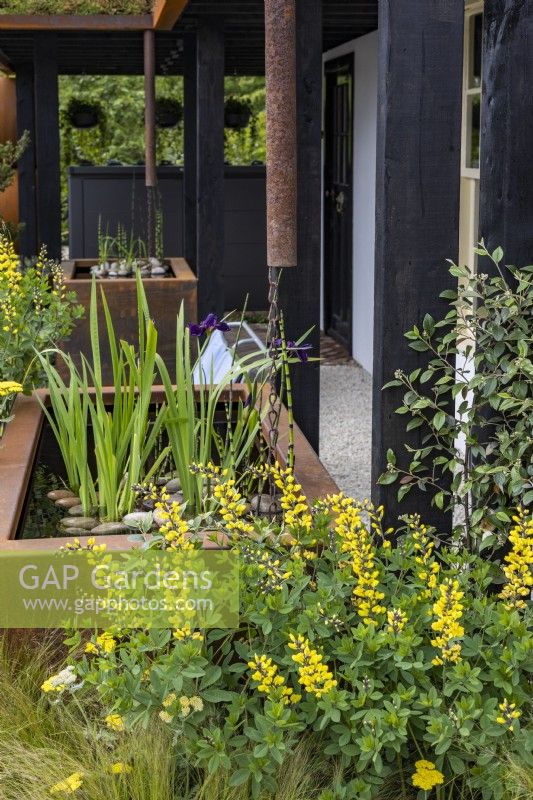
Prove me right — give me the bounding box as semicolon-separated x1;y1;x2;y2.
264;0;297;267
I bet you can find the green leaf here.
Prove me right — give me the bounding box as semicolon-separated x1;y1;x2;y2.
433;411;446;431
201;688;235;703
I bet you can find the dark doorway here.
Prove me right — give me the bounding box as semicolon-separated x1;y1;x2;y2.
323;54;354;351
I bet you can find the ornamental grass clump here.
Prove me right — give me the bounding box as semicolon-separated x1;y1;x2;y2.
53;471;532;800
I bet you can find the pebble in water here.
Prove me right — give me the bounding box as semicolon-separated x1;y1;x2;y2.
55;496;82;509
61;517;97;530
90;522;129;535
47;489;75;501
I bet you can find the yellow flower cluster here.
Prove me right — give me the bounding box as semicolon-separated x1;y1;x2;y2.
159;693;204;722
499;508;533;610
408;515;440;599
430;578;464;665
240;540;292;592
61;537;106;554
173;623;203;642
387;607;408;635
269;463;313;532
41;665;77;694
411;760;444;791
248;654;301;705
49;771;83;795
288;634;337;699
496;698;521;731
213;477;255;535
0;380;23;397
0;234;20;289
335;504;386;624
105;713;125;732
110;762;132;775
156;495;193;550
85;630;116;655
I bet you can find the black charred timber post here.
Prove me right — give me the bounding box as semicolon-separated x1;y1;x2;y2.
196;20;225;318
33;33;61;259
278;0;322;453
479;2;533;274
183;30;198;272
371;1;463;533
15;61;38;259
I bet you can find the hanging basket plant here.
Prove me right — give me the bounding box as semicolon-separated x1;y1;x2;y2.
65;98;105;129
155;97;182;129
224;97;252;130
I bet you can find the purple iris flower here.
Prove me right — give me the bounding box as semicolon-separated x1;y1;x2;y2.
188;313;231;336
272;338;313;363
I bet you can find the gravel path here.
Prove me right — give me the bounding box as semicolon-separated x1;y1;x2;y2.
319;363;372;501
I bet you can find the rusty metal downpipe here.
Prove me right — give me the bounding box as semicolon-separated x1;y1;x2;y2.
264;0;297;270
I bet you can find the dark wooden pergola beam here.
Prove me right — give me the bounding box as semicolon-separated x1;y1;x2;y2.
15;61;37;258
33;33;61;260
196;20;225;318
371;0;464;533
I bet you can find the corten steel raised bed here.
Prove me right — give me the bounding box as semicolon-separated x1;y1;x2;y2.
0;386;338;552
60;258;197;384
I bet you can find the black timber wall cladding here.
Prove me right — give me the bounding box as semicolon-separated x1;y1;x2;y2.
68;165;268;309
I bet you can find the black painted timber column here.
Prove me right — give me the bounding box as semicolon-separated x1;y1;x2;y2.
15;61;38;258
479;2;533;271
279;0;322;454
196;21;225;319
183;30;198;272
371;0;464;532
33;33;61;259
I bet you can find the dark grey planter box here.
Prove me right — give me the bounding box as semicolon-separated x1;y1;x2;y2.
68;165;268;309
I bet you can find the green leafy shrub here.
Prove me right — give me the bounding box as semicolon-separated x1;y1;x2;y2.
0;130;29;193
0;232;83;388
54;474;533;800
380;243;533;553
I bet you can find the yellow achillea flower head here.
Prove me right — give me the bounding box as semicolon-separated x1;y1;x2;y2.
499;508;533;611
411;760;445;791
430;578;464;665
41;666;76;694
0;380;23;397
496;698;521;731
288;634;336;699
110;762;132;774
49;772;83;795
105;713;125;732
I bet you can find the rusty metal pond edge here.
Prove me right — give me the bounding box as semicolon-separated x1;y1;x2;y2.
0;386;338;551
